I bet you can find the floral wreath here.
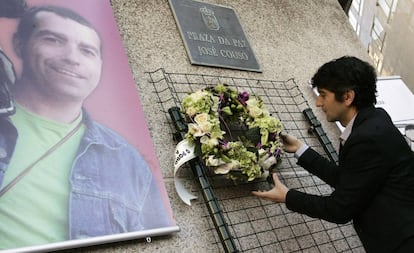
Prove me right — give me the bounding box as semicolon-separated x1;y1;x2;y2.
181;84;283;182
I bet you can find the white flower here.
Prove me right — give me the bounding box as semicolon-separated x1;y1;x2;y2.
206;155;226;167
246;98;263;118
200;136;219;147
215;165;231;174
259;155;277;170
248;106;263;118
186;107;198;117
188;123;204;137
194;113;212;132
214;160;240;174
191;90;208;100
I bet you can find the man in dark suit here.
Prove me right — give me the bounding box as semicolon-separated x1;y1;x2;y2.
253;56;414;253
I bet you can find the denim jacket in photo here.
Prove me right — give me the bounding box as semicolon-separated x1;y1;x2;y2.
0;111;172;240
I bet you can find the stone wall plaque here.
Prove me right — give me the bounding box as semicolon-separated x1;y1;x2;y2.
169;0;262;72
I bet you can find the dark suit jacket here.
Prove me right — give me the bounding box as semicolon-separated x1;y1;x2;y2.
286;106;414;253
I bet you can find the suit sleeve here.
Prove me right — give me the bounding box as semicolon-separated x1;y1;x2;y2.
297;148;340;187
286;138;388;224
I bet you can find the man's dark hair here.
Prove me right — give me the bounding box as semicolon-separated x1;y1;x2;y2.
311;56;377;109
0;0;27;18
14;5;101;53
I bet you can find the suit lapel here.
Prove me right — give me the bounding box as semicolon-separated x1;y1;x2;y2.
338;106;375;161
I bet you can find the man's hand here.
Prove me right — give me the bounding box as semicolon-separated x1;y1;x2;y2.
280;133;304;153
252;173;289;203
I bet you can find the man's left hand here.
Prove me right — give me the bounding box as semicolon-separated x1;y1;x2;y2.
252;173;289;203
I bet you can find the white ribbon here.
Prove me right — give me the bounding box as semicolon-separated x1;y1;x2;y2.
174;139;198;205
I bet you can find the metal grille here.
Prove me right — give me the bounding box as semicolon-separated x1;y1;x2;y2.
146;69;365;253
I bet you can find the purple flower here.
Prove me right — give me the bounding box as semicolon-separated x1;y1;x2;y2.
217;93;225;115
219;93;225;103
238;91;249;105
256;142;262;149
275;148;281;157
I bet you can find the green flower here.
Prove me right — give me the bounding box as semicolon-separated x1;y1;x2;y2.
182;90;213;117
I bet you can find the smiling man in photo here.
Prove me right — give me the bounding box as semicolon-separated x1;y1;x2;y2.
0;5;171;250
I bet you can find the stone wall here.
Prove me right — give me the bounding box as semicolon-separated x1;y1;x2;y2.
68;0;369;252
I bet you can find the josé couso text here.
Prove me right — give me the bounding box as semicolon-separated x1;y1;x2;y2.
187;31;250;61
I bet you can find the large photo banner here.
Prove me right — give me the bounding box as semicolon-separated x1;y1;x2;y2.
0;0;178;252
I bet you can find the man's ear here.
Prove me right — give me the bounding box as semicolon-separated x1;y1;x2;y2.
344;89;355;106
12;34;23;58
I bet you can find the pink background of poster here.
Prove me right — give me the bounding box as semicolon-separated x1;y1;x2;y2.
0;0;174;222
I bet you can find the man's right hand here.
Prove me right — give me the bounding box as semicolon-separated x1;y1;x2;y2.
280;133;304;153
